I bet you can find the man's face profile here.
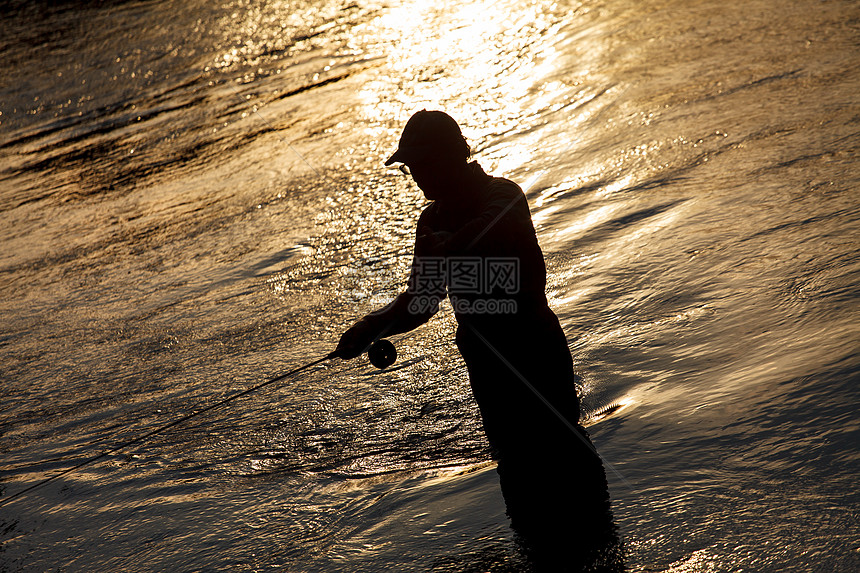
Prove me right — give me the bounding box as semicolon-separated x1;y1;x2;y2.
406;155;458;202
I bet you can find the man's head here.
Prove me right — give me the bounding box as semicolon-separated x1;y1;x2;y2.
385;110;471;200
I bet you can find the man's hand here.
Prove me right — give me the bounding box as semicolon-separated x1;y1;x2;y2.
335;316;381;359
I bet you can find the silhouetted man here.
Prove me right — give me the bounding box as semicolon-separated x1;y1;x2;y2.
336;110;622;570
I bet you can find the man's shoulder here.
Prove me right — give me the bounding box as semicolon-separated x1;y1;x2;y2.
471;162;522;197
485;174;524;196
483;176;527;208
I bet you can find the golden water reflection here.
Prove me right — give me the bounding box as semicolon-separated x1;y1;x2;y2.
353;0;605;180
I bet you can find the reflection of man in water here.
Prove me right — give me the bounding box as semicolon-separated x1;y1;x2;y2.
336;110;622;570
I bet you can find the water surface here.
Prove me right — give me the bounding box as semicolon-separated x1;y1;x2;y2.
1;0;858;571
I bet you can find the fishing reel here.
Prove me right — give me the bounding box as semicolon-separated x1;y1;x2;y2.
368;339;397;369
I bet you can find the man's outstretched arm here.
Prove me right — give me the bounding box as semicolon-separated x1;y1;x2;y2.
335;290;440;358
335;221;447;359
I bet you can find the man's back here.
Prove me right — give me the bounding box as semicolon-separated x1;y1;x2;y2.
412;161;549;325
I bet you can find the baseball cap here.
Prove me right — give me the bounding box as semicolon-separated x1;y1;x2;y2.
384;110;467;166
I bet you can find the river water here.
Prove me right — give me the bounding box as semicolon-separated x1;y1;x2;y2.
1;0;858;571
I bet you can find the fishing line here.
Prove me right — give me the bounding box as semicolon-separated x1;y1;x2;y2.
0;352;337;508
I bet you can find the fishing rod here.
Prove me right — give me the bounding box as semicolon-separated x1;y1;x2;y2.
0;340;396;508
